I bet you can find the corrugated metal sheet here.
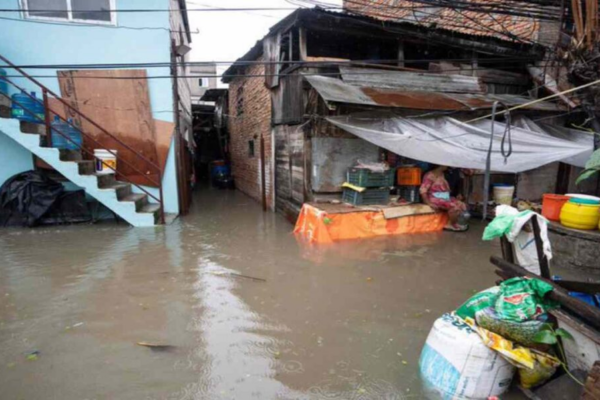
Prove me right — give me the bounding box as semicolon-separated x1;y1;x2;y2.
340;67;486;94
305;75;563;112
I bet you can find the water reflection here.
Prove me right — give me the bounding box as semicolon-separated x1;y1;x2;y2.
0;190;512;399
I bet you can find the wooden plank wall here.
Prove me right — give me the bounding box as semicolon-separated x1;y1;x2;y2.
274;124;305;218
58;70;161;187
272;73;305;125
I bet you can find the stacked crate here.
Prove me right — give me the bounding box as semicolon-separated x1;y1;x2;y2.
342;168;394;206
397;167;422;203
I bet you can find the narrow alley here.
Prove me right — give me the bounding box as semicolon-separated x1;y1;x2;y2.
1;189;505;399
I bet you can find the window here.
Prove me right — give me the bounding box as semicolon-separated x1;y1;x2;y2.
198;78;206;87
236;85;244;117
248;140;255;158
23;0;115;24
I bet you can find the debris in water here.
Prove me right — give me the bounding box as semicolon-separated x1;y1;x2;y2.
402;360;408;365
208;271;267;282
366;277;373;282
26;351;39;361
72;322;84;328
137;342;176;352
7;363;16;368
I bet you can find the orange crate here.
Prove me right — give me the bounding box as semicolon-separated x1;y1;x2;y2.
397;167;422;186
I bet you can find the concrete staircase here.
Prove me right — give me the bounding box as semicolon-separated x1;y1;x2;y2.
0;97;161;227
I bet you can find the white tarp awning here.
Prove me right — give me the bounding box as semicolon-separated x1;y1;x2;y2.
326;112;594;173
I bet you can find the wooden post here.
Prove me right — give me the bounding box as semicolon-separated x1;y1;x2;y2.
43;88;52;147
299;27;307;62
397;41;405;68
261;135;267;212
531;217;551;279
500;236;515;264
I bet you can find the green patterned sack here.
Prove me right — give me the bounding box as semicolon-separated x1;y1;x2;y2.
455;286;500;320
475;307;548;347
495;277;554;322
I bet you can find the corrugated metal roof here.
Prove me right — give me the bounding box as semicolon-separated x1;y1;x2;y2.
340;67;486;94
305;75;563;112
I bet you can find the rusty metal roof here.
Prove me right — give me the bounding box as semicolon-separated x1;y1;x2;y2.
339;67;487;94
343;0;553;43
305;75;563;112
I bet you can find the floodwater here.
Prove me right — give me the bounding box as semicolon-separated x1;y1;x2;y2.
0;189;522;399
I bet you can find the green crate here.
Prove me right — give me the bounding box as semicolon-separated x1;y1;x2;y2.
343;187;390;206
347;168;395;188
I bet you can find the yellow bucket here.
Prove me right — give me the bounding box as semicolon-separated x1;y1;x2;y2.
560;201;600;230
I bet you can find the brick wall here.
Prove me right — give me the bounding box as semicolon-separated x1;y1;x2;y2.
228;57;274;209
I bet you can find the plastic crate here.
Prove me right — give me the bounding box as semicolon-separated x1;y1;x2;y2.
397;167;422;186
399;186;421;203
343;187;390;206
347;168;395;188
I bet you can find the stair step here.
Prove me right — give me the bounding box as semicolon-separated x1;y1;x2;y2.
120;193;148;211
20;121;45;135
74;160;95;175
140;204;160;214
59;149;82;161
0;96;11;118
140;203;161;224
94;173;116;188
102;182;132;200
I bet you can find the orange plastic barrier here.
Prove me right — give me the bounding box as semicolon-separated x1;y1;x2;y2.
294;204;449;244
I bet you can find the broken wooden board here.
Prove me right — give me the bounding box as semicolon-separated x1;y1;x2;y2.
58;70;161;187
382;204;436;220
153;119;175;173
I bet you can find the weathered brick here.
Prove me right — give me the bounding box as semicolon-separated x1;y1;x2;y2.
228;57;274;210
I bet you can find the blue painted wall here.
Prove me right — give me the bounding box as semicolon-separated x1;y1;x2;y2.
0;0;179;214
0;133;34;185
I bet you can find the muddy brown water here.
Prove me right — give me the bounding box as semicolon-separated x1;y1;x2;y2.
0;189;525;399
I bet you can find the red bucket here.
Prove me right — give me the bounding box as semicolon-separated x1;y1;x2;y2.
542;194;570;221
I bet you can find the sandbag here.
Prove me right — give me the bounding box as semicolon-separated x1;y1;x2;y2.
419;313;515;399
455;286;500;320
473;323;560;389
518;350;560;389
476;307;549;348
495;277;555;322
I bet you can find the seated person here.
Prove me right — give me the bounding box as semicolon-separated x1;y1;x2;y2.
420;165;469;232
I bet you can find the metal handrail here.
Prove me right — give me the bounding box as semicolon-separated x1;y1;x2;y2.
0;53;166;224
4;93;163;206
0;54;162;173
4;81;161;187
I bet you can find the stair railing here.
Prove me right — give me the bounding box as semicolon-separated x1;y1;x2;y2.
0;54;166;225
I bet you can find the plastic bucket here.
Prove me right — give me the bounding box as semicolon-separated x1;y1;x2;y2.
560;200;600;230
94;149;117;175
542;194;570;221
493;184;515;205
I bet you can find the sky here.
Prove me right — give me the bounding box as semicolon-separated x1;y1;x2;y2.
187;0;343;85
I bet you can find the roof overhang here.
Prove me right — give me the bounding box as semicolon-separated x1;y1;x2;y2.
305;75;563;112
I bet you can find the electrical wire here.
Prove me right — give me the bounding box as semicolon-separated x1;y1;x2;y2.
0;15;199;33
0;56;547;69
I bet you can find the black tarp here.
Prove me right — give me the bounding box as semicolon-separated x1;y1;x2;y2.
0;171;91;227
